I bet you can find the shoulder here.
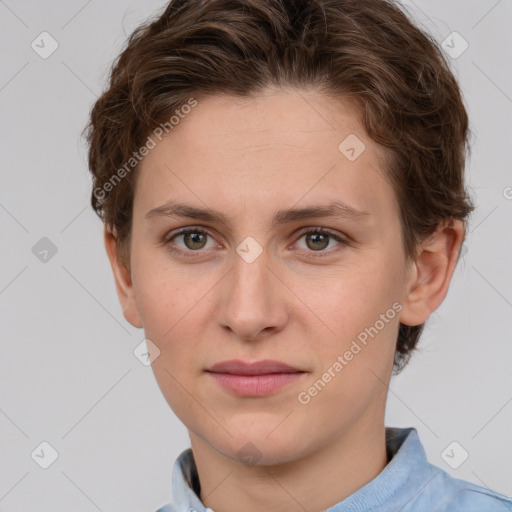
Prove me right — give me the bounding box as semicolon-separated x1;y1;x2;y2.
385;427;511;511
409;466;512;511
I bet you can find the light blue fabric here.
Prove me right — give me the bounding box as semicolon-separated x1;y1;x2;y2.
155;427;512;512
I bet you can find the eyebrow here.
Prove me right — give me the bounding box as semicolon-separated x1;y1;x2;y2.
145;199;371;228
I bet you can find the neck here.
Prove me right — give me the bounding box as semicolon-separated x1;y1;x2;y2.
189;414;389;512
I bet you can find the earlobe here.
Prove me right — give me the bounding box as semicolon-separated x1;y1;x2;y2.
103;226;143;329
399;220;465;327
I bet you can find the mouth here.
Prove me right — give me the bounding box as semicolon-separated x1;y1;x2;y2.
205;359;307;396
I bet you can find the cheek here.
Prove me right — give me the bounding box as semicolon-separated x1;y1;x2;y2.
296;298;398;432
131;247;207;337
302;259;400;340
131;252;215;381
298;257;401;396
136;266;208;414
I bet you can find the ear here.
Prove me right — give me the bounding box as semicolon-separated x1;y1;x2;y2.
399;219;465;327
103;226;143;329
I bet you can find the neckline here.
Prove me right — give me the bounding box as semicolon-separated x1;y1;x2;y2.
172;427;432;511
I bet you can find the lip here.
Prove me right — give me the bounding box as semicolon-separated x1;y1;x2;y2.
207;359;303;375
206;359;306;397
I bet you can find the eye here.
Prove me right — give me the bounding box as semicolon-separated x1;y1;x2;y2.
164;226;349;259
165;227;219;256
294;227;347;256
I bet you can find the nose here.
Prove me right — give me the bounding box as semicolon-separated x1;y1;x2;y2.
215;240;290;342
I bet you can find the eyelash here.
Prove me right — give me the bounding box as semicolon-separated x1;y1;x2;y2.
163;226;349;259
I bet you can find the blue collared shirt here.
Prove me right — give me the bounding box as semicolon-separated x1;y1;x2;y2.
155;427;512;511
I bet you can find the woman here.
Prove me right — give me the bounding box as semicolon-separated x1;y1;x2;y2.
83;0;512;510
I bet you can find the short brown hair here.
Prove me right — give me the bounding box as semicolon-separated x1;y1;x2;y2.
83;0;474;373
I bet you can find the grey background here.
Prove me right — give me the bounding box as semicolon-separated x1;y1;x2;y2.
1;0;511;510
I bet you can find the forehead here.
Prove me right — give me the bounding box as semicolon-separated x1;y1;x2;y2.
134;88;398;225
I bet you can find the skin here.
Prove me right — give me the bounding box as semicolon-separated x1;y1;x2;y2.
104;87;464;512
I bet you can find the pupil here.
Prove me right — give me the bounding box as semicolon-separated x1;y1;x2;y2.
308;233;328;250
186;232;206;249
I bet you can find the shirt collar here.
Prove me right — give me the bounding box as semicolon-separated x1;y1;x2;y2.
170;427;435;512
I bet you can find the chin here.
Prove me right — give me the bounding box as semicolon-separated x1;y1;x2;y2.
225;440;300;467
205;428;305;467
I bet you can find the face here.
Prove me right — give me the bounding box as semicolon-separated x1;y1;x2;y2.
112;87;420;464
